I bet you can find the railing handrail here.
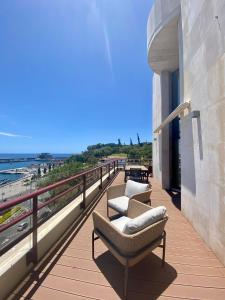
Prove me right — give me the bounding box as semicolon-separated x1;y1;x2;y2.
0;159;119;257
0;159;117;212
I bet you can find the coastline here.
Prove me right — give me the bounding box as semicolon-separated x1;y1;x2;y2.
0;173;35;204
0;153;70;203
0;153;70;183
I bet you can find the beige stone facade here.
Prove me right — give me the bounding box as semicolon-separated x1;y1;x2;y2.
147;0;225;264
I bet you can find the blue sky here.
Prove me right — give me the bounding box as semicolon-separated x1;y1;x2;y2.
0;0;153;154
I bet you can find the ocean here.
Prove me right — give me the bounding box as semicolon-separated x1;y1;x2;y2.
0;153;71;183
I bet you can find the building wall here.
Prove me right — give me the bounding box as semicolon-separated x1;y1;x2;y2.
149;0;225;264
180;0;225;264
152;73;162;182
153;72;171;189
147;0;180;73
147;0;180;45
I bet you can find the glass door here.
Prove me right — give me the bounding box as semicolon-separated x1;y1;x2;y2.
170;70;181;190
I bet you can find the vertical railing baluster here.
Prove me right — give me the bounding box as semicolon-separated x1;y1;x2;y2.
100;167;103;189
82;174;86;209
108;163;110;180
113;161;116;174
32;195;38;264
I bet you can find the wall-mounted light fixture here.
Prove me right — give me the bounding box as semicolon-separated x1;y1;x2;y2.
191;110;200;118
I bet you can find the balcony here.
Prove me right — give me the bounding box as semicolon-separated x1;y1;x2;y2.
147;0;180;73
1;169;225;300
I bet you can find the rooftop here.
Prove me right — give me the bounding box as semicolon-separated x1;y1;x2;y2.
8;171;225;300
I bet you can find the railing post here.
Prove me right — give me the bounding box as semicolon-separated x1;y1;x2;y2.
113;161;116;174
108;163;110;180
32;195;38;264
82;174;86;209
99;167;103;189
117;160;119;170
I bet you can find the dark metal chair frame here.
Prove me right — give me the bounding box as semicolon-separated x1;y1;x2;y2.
92;229;166;300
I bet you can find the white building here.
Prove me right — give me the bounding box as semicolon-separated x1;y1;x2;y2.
147;0;225;264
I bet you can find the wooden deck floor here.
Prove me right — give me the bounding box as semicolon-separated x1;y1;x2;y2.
12;172;225;300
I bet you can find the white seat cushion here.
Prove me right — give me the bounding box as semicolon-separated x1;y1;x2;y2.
125;180;149;198
108;196;129;214
111;216;131;232
123;206;167;234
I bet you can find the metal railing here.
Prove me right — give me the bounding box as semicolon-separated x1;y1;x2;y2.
126;158;152;167
0;159;119;259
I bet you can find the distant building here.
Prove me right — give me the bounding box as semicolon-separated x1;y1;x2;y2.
147;0;225;264
38;153;53;160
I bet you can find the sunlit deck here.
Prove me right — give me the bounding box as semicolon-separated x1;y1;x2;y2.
11;172;225;300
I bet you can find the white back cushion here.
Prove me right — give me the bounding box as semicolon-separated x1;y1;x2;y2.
125;180;149;198
111;216;131;232
123;206;166;234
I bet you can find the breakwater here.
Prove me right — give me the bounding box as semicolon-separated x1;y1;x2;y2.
0;158;36;163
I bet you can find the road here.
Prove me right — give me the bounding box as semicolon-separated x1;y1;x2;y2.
0;215;32;249
0;194;51;251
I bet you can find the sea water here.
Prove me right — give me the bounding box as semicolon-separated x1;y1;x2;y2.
0;154;71;183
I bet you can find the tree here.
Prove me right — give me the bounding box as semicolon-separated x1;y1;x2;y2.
137;133;141;146
128;149;139;158
37;167;41;177
130;138;133;146
118;138;121;146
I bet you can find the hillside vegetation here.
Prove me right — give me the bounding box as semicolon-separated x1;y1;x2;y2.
38;141;152;187
68;141;152;164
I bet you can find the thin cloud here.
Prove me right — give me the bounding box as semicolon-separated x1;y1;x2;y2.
102;21;113;77
0;131;32;139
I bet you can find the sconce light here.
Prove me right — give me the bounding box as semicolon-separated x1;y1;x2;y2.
191;110;200;118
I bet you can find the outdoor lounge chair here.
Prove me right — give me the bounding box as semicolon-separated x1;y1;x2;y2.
92;199;168;299
128;168;142;182
107;180;152;217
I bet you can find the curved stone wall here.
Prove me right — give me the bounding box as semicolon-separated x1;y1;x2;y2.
147;0;180;73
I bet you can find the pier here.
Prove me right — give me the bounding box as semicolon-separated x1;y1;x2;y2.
0;158;36;164
0;169;29;175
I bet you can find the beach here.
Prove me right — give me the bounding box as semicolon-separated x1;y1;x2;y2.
0;153;70;202
0;174;36;203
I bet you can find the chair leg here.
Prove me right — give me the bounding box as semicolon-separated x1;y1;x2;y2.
107;203;109;219
162;231;166;267
124;263;128;300
92;230;95;260
92;231;100;260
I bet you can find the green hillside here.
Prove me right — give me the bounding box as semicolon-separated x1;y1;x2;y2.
38;141;152;187
68;141;152;164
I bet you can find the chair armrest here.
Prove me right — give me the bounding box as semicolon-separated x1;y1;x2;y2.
131;189;152;204
127;199;152;218
92;211;138;256
107;183;126;200
92;211;126;246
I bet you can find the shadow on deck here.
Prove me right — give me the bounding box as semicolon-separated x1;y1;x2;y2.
166;190;181;211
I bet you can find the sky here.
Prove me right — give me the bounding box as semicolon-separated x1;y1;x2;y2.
0;0;154;154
